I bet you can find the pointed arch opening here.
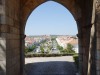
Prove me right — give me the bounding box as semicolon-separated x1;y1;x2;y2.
24;1;78;75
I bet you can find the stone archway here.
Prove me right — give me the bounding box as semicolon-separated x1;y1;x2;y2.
20;0;93;75
0;0;99;75
20;1;82;75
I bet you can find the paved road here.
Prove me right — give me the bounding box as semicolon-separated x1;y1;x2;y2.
51;40;60;54
25;56;77;75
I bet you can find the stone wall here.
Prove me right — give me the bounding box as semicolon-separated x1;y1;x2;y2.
5;0;21;73
96;0;100;75
0;0;6;75
0;0;21;75
0;0;99;75
74;0;93;75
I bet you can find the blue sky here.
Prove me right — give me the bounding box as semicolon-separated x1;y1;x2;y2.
25;1;78;36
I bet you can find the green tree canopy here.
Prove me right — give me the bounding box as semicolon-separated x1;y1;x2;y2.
40;46;44;53
67;43;73;51
66;43;75;53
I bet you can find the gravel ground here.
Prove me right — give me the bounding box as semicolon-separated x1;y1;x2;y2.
25;56;77;75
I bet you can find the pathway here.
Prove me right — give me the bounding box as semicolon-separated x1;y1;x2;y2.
25;56;77;75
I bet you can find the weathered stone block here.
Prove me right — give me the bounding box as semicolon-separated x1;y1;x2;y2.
0;15;6;24
10;27;20;34
1;25;9;33
97;41;100;50
0;38;6;75
96;50;100;60
97;71;100;75
96;60;100;70
0;60;6;75
0;39;6;51
0;5;4;14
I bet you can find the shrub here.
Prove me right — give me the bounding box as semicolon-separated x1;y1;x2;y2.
40;46;44;53
66;43;75;53
73;54;79;69
25;53;75;57
25;47;29;54
57;45;63;51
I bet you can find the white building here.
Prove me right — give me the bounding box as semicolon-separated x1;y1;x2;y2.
73;44;79;53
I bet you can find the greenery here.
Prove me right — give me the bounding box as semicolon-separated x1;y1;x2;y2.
25;47;29;53
65;43;75;53
31;45;36;50
51;38;56;41
24;45;36;53
67;43;73;50
40;46;44;53
73;54;79;69
25;40;75;56
48;46;52;50
25;53;75;57
57;43;75;54
57;45;63;50
41;40;46;44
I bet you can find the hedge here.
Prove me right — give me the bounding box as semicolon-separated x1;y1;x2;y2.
73;54;79;69
25;53;75;57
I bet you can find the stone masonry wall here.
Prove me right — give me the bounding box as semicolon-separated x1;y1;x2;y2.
0;0;98;75
0;0;21;75
96;0;100;75
0;0;6;75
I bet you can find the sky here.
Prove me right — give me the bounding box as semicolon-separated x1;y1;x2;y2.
25;1;78;36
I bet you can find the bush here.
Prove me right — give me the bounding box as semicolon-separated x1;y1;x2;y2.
25;53;75;57
25;45;36;54
57;45;63;51
57;43;75;54
25;47;29;54
66;43;75;53
40;46;45;53
31;45;36;50
73;54;79;69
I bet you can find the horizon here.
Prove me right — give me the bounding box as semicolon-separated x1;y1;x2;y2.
26;34;77;36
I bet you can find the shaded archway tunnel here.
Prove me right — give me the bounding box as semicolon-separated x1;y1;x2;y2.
24;1;78;75
0;0;100;75
20;0;92;75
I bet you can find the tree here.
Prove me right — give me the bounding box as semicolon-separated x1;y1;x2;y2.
25;45;36;53
25;47;28;54
51;38;55;41
67;43;73;50
57;45;63;50
57;45;64;53
31;45;36;50
40;46;44;53
67;43;75;53
28;47;33;52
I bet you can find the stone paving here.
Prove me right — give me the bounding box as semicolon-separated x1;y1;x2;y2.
25;56;77;75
